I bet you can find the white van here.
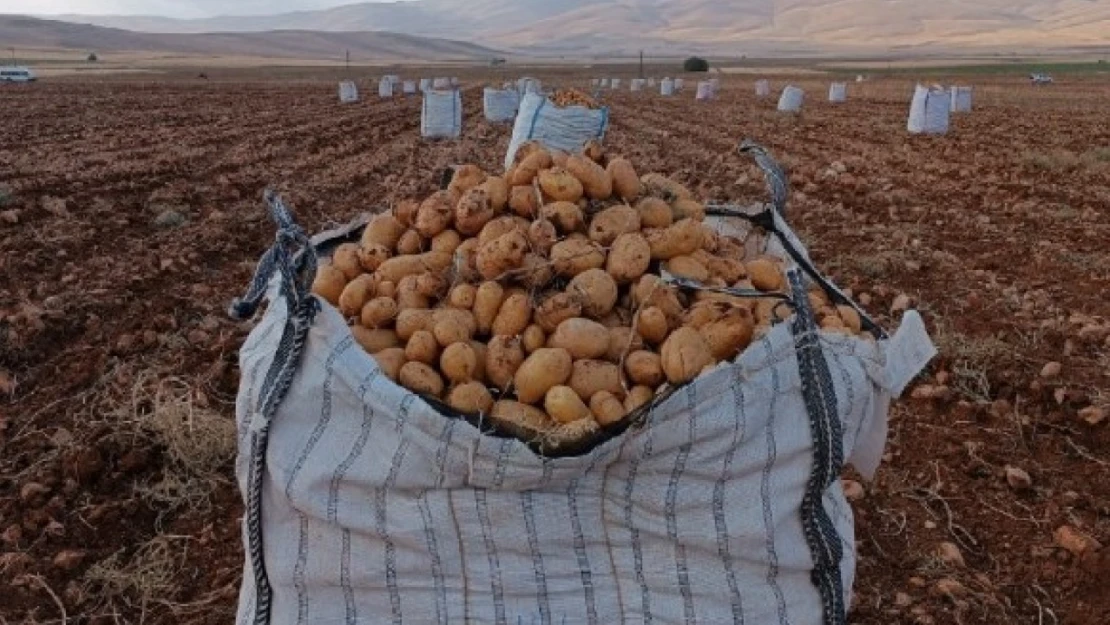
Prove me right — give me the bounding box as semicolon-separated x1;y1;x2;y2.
0;67;36;82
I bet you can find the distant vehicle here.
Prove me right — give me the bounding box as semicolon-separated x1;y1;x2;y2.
0;66;36;82
1030;73;1054;85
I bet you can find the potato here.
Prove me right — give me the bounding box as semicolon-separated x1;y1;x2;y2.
414;191;455;238
647;219;704;260
372;347;406;381
539;167;584;203
755;298;792;325
484;336;523;390
492;292;533;337
665;255;710;283
395;309;434;341
606;233;652;284
534;292;581;332
567;360;624;402
700;311;755;361
312;265;348;306
540;201;585;234
415;273;447;299
550;150;569;167
625;351;664;387
394;200;420;228
605;327;645;363
351;326;400;354
821;316;847;332
661;327;714;384
632;197;673;229
399;362;444;397
468;341;488;383
362;213;407;250
405;330;440;365
546;318;611;360
490;400;552;437
447;382;494;415
671;198;706;222
589;391;626;426
624;385;655;413
472;282;505;336
453;238;480;282
476;230;528;281
588;205;641;246
395;229;423;255
550;239;606;278
357;242;391;272
693;250;747;284
433;316;473;348
582;139;604;163
376;251;452;284
566;154;612;200
455;188;495;237
524;221;556;257
513;140;544;165
434;308;477;335
631;275;684;320
607;157;641;201
395;276;430;310
449;164;487;197
642;173;693;201
683;301;727;329
517;253;554;289
567;269;618;319
430;229;462;255
837;305;863;334
637;307;670;345
514;348;573;404
522;324;546;354
747;258;786;292
332;243;364;280
339;274;376;318
508;185;541;217
545;386;592;424
478;176;509;213
477;215;524;246
361;297;399;329
440;342;479;384
511;151;553;186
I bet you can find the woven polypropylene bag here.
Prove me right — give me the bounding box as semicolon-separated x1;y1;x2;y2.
503;92;609;169
778;86;805;112
756;79;771;97
338;81;359;103
483;87;520;123
829;83;847;103
696;81;714;101
421;90;461;139
908;85;950;134
661;78;675;96
949;86;973;113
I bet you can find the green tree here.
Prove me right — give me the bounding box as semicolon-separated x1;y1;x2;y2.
683;57;709;72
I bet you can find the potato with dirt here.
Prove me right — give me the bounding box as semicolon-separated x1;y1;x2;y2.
399;362;445;397
547;318;611;360
486;335;525;391
660;327;715;384
514;348;573;404
566;154;612;200
312;265;348;306
607;157;641;201
362;213;408;251
539;167;584;203
413;191;455;238
551;239;606;277
588;204;641;246
567;269;619;319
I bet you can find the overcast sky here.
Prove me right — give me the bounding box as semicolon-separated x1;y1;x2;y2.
7;0;395;18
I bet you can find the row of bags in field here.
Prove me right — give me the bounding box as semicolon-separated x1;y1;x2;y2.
338;76;460;102
230;120;935;622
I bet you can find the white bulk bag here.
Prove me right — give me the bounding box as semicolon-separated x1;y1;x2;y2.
517;77;541;95
421;89;462;139
483;87;520;123
695;81;714;101
378;78;394;98
661;77;675;96
709;78;721;94
949;86;972;113
778;85;805;112
611;78;621;90
232;190;935;625
907;85;950;135
504;92;609;169
756;79;771;97
631;78;644;92
402;80;417;96
419;78;432;92
433;77;451;89
674;78;684;90
338;80;359;103
829;83;847;103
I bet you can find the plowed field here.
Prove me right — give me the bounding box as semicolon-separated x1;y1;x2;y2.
1;70;1108;624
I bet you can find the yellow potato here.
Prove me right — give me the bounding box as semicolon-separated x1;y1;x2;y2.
606;233;652;284
395;275;430;311
404;329;439;365
513;140;544;165
361;297;399;329
473;281;506;336
372;347;406;382
606;157;641;201
550;239;606;278
589;391;626;426
567;360;624;402
754;298;793;325
545;385;592;424
491;292;533;337
660;327;714;384
358;243;392;272
538;167;584;203
534;292;584;333
511;150;553;186
567;269;618;319
413;191;455;238
747;258;786;292
447;381;494;415
469;340;488;383
699;310;755;361
540;201;586;234
636;306;670;345
625;350;664;387
522;324;546;354
433;315;473;348
682;301;728;329
430;229;462;255
448;164;487;197
634;197;673;229
509;185;541;218
486;335;525;391
398;362;445;397
642;173;693;201
478;176;509;213
517;253;555;290
476;230;528;281
631;275;684;320
362;213;407;251
693;250;747;284
394;199;420;228
623;385;655;413
339;274;377;318
490;400;552;438
605;327;645;363
448;284;477;309
527;219;557;254
375;251;453;284
351;326;400;354
312;265;348;306
513;348;573;404
455;188;495;237
440;342;479;384
647;219;704;260
415;273;447;299
551;150;570;167
332;243;364;280
547;318;611;360
478;215;528;245
665;255;710;283
671;198;706;222
394;229;422;256
582;139;604;163
565;154;612;200
837;305;863;334
588;204;641;246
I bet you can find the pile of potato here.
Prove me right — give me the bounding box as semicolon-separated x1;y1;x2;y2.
549;88;602;110
312;140;865;443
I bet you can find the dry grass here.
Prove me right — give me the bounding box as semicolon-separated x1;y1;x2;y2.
931;320;1018;401
1024;148;1110;171
82;535;192;615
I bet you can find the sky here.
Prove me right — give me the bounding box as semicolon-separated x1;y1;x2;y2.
5;0;398;19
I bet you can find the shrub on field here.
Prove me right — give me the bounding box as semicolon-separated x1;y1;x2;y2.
683;57;709;72
87;52;98;62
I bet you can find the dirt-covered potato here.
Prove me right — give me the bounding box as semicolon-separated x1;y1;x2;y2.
545;385;592;424
312;265;348;306
362;213;407;251
478;176;509;213
582;139;604;163
600;307;633;328
476;230;528;281
395;275;430;310
514;348;573;404
440;342;479;384
376;280;396;299
508;185;541;218
433;314;474;348
700;310;755;361
490;400;552;437
539;167;584;203
399;362;444;397
473;282;505;336
415;273;447;299
372;347;406;381
567;360;623;402
527;219;557;255
517;253;554;289
647;219;704;260
448;164;487;197
550;239;606;277
448;284;477;309
661;327;714;384
360;297;399;329
693;250;747;284
534;292;584;333
540;201;586;234
642;173;693;201
566;154;612;200
476;215;522;246
754;298;793;325
551;150;570;167
413;191;455;238
338;274;376;318
606;233;652;284
567;269;618;319
682;301;728;329
455;188;495;236
395;309;434;341
522;324;546;354
469;340;488;383
351;326;400;354
664;255;710;283
624;385;654;413
747;258;786;292
511;150;552;186
405;330;440;365
671;198;706;222
447;381;494;415
547;318;610;360
429;230;461;256
588;204;641;246
634;197;673;229
358;242;392;272
486;335;525;391
625;350;664;387
394;199;420;228
589;391;626;426
837;305;863;334
375;251;452;284
607;157;641;201
631;275;684;320
492;292;533;337
332;243;364;280
605;327;645;363
637;306;670;345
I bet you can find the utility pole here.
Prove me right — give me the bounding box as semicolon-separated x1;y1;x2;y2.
10;48;16;65
345;49;350;74
639;50;644;79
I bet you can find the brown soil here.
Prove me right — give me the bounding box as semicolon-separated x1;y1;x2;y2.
1;70;1108;624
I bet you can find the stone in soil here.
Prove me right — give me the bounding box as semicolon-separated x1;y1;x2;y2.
1055;525;1102;558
